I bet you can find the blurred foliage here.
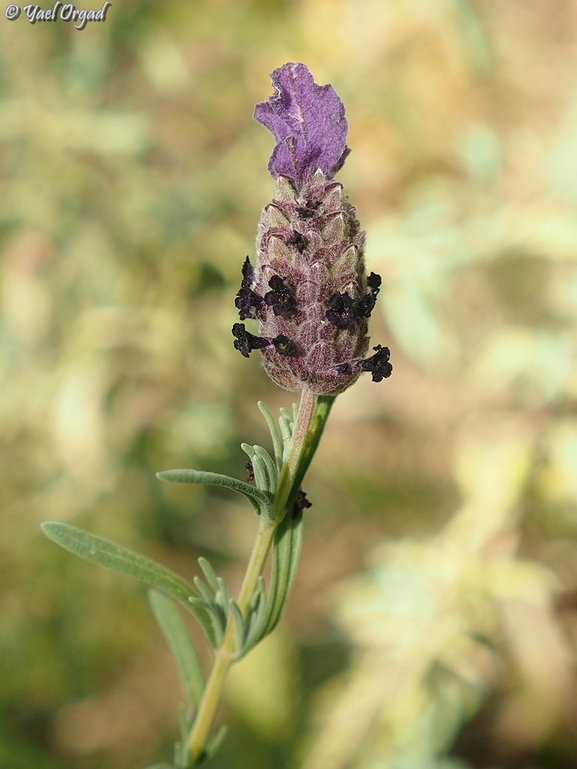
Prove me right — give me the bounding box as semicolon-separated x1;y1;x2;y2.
2;1;577;767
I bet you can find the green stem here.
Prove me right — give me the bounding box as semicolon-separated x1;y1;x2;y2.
274;387;318;519
187;387;331;764
188;516;275;763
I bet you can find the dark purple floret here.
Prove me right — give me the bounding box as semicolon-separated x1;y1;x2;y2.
232;323;270;358
254;63;349;187
271;335;297;356
235;288;261;320
356;272;382;319
235;256;264;320
367;272;382;290
287;230;307;253
296;200;321;219
360;345;393;382
292;489;312;519
264;275;297;316
326;291;357;330
241;255;254;284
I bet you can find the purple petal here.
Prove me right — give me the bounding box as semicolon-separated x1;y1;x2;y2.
254;63;349;185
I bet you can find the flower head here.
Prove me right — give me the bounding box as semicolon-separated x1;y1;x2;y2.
233;64;392;395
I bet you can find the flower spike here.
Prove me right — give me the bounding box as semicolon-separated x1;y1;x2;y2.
233;64;392;395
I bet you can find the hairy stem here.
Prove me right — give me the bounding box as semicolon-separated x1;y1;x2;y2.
274;387;318;518
187;388;332;764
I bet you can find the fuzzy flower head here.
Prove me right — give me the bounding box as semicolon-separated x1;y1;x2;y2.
233;63;392;395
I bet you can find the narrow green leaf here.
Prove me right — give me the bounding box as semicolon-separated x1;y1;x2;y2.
235;512;304;657
198;556;219;594
279;407;293;439
42;522;196;611
252;575;266;608
43;522;219;648
174;737;187;769
278;410;293;461
178;704;191;736
148;590;204;708
240;444;269;495
174;706;195;768
258;400;282;468
174;740;186;769
157;469;273;518
204;725;228;761
193;577;214;604
278;416;292;444
188;598;218;648
229;600;247;650
262;510;305;637
238;588;268;659
214;577;230;616
205;604;225;647
190;598;226;648
253;445;277;493
241;443;277;494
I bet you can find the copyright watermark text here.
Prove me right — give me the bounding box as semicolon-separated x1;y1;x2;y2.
5;2;111;30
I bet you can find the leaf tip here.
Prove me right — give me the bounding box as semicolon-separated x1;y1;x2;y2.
41;521;59;540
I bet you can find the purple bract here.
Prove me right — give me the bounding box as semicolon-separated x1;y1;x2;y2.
254;63;350;187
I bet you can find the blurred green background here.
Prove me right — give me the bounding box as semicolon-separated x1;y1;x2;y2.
2;1;577;767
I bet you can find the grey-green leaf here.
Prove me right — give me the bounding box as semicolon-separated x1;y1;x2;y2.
148;590;204;708
241;444;269;494
241;442;277;494
193;577;214;604
279;408;293;439
204;725;228;761
188;598;218;648
229;600;247;650
253;445;277;493
258;400;283;468
190;598;225;647
157;469;273;518
237;586;268;659
214;577;230;616
42;522;196;611
261;509;305;638
198;557;219;594
235;511;304;657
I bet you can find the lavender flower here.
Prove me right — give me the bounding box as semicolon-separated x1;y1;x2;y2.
233;63;392;395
